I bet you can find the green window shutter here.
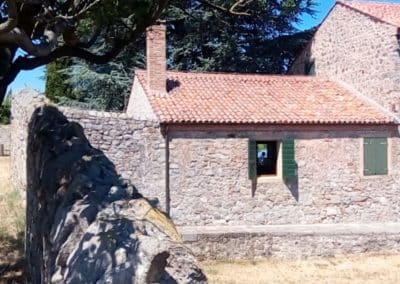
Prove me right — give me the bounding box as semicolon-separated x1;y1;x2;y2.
282;138;296;179
248;140;257;180
364;137;388;176
363;138;374;176
373;138;388;175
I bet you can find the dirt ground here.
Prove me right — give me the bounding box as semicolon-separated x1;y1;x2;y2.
0;157;10;194
202;253;400;284
0;157;25;283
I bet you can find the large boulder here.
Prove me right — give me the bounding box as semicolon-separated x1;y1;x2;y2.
25;105;207;283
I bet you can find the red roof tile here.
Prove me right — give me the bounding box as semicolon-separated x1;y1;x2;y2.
338;1;400;27
135;70;396;125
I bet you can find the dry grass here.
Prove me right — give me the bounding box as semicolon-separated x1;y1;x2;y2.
0;157;24;238
0;156;11;194
0;156;25;283
202;253;400;284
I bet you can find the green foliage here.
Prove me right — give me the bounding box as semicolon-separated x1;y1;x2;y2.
46;0;316;111
0;91;11;124
57;40;145;111
167;0;316;73
45;58;73;103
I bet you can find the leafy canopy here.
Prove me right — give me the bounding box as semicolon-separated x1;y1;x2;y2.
46;0;316;110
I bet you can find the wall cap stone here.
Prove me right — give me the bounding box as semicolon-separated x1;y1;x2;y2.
178;223;400;236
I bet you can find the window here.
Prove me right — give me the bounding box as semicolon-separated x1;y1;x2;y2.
256;141;278;176
248;139;296;180
363;137;388;176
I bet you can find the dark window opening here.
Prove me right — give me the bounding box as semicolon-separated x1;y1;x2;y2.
256;141;278;176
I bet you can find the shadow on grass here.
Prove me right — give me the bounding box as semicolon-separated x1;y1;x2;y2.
0;231;25;283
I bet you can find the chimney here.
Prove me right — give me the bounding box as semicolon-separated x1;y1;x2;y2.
146;22;166;93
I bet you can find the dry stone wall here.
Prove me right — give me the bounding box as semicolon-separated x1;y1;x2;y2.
11;90;166;210
0;124;10;155
60;107;166;209
290;4;400;113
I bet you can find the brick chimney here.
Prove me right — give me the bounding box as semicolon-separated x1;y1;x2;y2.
146;22;166;93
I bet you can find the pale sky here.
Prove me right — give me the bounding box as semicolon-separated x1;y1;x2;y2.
8;0;399;93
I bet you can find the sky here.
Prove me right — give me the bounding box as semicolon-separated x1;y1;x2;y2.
7;0;400;93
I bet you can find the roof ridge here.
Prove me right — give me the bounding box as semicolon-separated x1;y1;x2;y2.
338;0;400;6
136;68;332;81
333;78;400;124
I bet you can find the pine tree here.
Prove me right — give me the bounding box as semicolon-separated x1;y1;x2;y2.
45;59;73;103
45;0;316;111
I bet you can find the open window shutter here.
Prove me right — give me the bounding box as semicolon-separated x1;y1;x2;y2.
373;138;388;175
363;138;374;176
248;140;257;180
282;138;296;179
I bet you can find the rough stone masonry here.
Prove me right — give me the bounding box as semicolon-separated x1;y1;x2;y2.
25;101;206;283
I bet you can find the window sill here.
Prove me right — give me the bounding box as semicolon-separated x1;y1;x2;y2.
257;175;282;183
362;173;390;179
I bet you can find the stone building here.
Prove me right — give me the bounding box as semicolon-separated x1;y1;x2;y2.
125;1;400;257
10;0;400;259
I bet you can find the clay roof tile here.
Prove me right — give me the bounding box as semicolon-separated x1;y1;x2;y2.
135;70;396;125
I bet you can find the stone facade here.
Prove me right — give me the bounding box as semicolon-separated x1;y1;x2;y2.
290;3;400;114
13;93;400;227
168;125;400;226
0;124;10;155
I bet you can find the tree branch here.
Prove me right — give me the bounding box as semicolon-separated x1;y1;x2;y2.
229;0;253;15
198;0;252;16
0;0;18;35
0;20;67;57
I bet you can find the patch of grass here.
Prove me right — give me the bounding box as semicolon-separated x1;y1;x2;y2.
0;157;26;282
0;190;25;240
0;157;11;195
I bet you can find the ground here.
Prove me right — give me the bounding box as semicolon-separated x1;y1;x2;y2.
202;254;400;283
2;157;400;283
0;156;25;283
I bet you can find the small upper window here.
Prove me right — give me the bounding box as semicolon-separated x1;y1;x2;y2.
256;141;278;176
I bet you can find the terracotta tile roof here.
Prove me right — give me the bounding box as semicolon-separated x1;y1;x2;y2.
135;70;396;125
338;1;400;27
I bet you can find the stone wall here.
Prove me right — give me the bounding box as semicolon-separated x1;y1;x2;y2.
168;126;400;226
60;107;166;209
0;124;10;155
290;3;400;114
180;224;400;260
11;90;166;209
11;90;48;190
